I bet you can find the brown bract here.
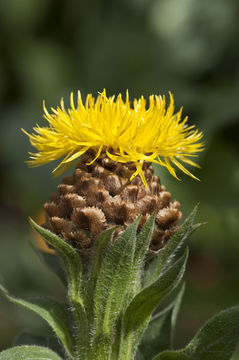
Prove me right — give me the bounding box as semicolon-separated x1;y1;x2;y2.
43;152;182;252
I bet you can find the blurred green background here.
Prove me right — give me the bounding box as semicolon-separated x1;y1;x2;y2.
0;0;239;356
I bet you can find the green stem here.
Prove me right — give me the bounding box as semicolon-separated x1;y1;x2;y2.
66;268;89;360
119;333;134;360
88;334;112;360
71;296;89;360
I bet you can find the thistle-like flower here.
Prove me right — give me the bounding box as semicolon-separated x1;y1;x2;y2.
22;90;203;186
23;90;203;252
2;90;237;360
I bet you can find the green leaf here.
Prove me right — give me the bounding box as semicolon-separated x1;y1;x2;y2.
84;227;115;326
154;306;239;360
139;283;185;359
134;213;156;267
170;283;186;346
137;308;172;360
124;250;188;334
0;345;63;360
153;351;184;360
112;214;156;359
184;305;239;360
91;219;139;359
29;219;88;354
144;206;198;287
140;284;185;355
120;249;188;359
132;213;156;293
29;219;81;298
90;227;116;275
95;218;140;335
232;352;239;360
13;332;63;358
0;284;74;358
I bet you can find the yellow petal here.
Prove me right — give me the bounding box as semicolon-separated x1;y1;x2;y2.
23;90;204;187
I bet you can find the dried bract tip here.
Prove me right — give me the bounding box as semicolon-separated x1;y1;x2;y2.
72;207;106;235
43;155;182;252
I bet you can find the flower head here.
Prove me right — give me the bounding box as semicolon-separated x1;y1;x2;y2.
23;90;204;187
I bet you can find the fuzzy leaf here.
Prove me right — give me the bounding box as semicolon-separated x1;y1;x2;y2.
132;213;156;293
13;332;63;357
87;227;115;293
154;306;239;360
29;219;81;296
95;218;139;335
113;213;156;360
144;206;198;287
139;283;185;359
29;219;88;356
0;284;74;358
120;249;188;359
134;213;156;267
84;227;115;326
153;352;184;360
137;308;171;360
90;227;116;272
0;345;63;360
170;282;185;346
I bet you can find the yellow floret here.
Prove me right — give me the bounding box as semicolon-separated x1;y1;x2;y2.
22;90;204;187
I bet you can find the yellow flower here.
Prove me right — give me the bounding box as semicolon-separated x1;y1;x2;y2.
22;90;204;187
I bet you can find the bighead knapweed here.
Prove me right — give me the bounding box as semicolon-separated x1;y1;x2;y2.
2;90;239;360
23;90;204;252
